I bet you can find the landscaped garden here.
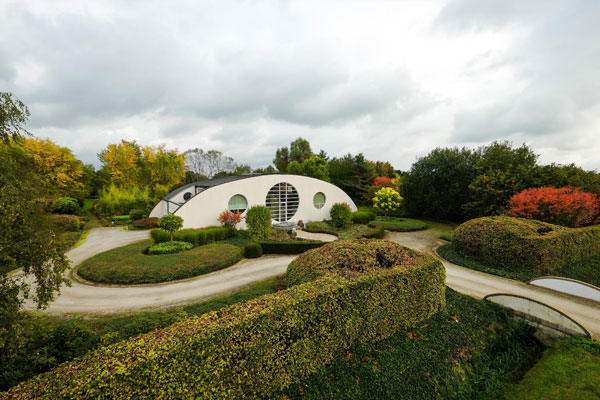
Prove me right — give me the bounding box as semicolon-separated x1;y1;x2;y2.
77;241;242;284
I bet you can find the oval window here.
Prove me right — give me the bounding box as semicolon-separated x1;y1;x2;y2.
313;192;326;209
228;194;248;213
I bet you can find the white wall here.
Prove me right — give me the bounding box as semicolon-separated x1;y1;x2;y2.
151;175;357;229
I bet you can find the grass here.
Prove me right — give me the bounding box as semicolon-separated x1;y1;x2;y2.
439;231;454;241
369;216;428;232
438;243;600;287
1;277;281;391
305;221;372;240
279;288;542;399
503;338;600;400
77;240;242;284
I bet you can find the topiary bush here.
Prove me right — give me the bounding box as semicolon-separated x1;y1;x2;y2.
351;210;376;224
330;202;352;228
6;240;445;399
244;242;263;258
159;214;184;242
51;197;81;215
452;216;600;273
147;241;193;255
49;214;80;232
132;217;159;229
129;209;146;221
246;205;272;240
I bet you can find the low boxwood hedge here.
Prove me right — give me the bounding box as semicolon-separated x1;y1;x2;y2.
257;240;326;254
5;240;445;399
452;216;600;273
244;242;263;258
147;241;193;255
368;217;428;232
351;210;376;224
150;226;235;246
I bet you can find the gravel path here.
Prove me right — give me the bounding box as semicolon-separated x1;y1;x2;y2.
386;230;600;339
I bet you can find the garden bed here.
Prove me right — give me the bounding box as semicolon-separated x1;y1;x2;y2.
77;240;242;284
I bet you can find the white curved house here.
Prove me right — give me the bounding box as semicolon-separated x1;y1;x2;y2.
149;174;357;229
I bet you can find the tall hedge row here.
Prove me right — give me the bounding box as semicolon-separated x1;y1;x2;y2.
452;216;600;273
3;240;445;399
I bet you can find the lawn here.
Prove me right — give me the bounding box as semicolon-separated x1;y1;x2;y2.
369;216;428;232
305;221;372;240
279;288;542;399
503;338;600;400
77;240;242;284
0;277;281;391
438;244;600;287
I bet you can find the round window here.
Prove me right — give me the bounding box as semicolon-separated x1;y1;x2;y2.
228;194;248;213
183;192;192;201
265;182;299;222
313;192;326;209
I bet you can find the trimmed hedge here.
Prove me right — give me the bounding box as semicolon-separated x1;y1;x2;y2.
51;197;80;215
361;224;385;239
257;240;327;254
452;216;600;273
303;222;340;237
4;240;445;399
129;209;146;221
368;218;428;232
150;226;235;246
49;214;80;232
147;241;193;255
351;210;376;224
244;242;263;258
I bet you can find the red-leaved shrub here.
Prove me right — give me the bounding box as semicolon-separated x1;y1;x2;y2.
373;176;393;187
508;187;600;227
218;210;243;228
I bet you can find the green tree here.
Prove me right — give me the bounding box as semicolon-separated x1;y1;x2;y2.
401;147;480;221
159;214;184;242
0;96;70;375
465;141;538;217
535;163;600;195
286;156;330;181
0;92;31;142
329;153;376;203
289;137;313;162
273;147;290;172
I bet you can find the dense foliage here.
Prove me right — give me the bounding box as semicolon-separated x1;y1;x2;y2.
51;197;81;215
132;217;159;229
150;226;235;246
159;214;184;241
128;208;146;221
147;241;193;255
78;241;242;284
5;240;444;399
452;216;600;274
243;242;263;258
330;202;352;228
245;205;272;240
287;156;330;181
329;153;377;202
97;184;152;216
508;187;600;227
373;187;403;216
351;210;376;224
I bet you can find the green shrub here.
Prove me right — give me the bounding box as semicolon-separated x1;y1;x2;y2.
129;209;146;221
159;214;184;241
111;215;131;224
330;202;352;228
150;226;235;246
246;205;272;240
361;224;384;239
132;217;159;229
304;221;340;237
351;210;376;224
147;241;193;255
49;214;80;232
97;184;151;216
244;242;263;258
453;216;600;273
8;240;444;399
257;240;326;254
369;218;427;232
51;197;80;215
372;187;403;216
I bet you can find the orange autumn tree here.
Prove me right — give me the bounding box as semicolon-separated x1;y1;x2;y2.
507;186;600;227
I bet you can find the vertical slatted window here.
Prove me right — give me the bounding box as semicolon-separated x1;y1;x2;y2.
265;183;299;222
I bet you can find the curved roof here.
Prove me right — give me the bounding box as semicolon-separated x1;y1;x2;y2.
164;174;262;201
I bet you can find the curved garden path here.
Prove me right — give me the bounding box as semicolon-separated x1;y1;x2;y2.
386;230;600;339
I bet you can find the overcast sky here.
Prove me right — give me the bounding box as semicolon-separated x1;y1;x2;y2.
1;0;599;170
